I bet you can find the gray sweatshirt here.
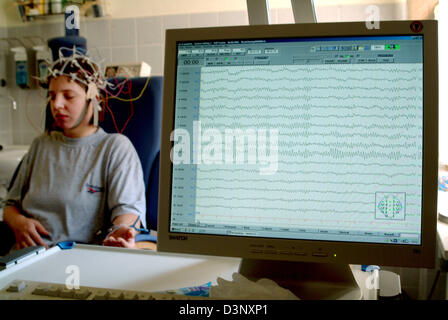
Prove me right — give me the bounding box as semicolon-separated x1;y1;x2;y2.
5;127;146;246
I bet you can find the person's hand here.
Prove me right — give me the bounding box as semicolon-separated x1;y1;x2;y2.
102;225;137;248
6;214;50;250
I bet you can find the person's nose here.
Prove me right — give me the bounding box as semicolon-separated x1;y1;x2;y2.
53;94;65;110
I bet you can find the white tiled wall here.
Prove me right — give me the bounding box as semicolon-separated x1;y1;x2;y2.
0;26;13;146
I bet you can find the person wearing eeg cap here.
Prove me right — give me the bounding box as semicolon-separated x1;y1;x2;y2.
2;47;147;251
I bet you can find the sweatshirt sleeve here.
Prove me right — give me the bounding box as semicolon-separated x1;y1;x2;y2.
5;140;38;211
106;134;147;228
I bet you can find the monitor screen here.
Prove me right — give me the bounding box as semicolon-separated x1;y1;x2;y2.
158;21;438;271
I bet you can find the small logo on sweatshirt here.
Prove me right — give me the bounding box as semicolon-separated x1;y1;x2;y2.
86;184;104;194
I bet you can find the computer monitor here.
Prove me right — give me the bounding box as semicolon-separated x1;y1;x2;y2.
158;20;438;299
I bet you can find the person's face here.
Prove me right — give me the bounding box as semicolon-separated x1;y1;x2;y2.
49;76;93;136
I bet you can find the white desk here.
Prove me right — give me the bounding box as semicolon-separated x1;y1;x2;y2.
0;244;241;293
437;191;448;261
437;220;448;260
0;244;374;300
437;219;448;300
436;190;448;299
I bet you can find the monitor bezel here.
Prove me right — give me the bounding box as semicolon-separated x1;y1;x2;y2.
158;20;438;268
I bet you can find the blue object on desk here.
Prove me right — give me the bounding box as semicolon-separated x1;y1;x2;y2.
439;176;448;191
361;265;380;272
57;241;76;250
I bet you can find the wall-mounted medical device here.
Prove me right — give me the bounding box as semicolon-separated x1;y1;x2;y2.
10;47;30;89
33;45;51;79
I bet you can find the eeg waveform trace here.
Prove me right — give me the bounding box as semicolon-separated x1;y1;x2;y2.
193;63;422;238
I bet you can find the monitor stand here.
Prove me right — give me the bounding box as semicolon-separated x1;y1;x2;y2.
238;259;362;300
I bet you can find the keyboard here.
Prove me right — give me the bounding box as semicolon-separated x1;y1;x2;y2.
0;279;211;300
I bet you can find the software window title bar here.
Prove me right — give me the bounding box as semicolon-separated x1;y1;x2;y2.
178;35;422;47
